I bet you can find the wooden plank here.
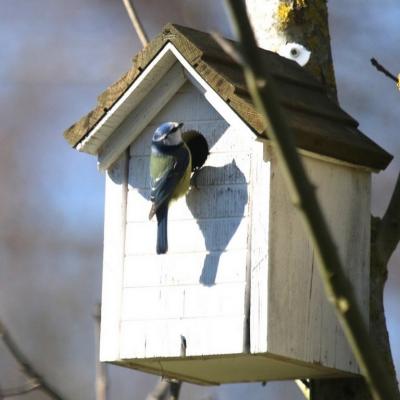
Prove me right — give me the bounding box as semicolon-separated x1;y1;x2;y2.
125;216;249;255
124;250;248;287
99;152;128;362
249;141;271;354
77;45;177;154
121;283;246;320
127;152;251;190
150;83;223;126
119;316;246;358
97;62;187;171
267;151;370;373
123;352;353;385
127;185;249;222
130;120;252;157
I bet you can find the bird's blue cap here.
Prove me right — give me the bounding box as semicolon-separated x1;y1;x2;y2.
152;122;183;142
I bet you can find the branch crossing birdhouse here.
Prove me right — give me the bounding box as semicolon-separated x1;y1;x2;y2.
64;24;392;384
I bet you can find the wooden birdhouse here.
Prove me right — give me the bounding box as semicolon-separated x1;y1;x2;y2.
64;24;392;384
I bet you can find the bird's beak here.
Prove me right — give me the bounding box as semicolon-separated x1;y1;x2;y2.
177;122;184;129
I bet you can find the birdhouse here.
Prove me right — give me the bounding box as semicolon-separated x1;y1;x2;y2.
64;24;392;384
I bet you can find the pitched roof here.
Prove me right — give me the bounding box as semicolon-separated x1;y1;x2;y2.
64;23;392;170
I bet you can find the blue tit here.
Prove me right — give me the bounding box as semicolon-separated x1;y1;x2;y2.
149;121;192;254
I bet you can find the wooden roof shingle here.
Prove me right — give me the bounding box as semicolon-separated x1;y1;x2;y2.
64;23;392;170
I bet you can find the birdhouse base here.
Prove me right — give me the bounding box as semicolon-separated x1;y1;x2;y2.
113;353;356;385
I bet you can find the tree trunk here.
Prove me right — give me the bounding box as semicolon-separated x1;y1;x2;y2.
245;1;397;399
245;0;337;100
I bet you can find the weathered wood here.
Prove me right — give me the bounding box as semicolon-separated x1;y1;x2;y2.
249;141;271;354
64;24;391;171
124;251;248;287
120;316;247;359
125;217;248;255
267;150;370;373
121;283;247;320
78;47;177;155
130;121;251;157
98;63;187;171
99;153;128;361
117;353;349;385
127;152;251;190
117;79;254;362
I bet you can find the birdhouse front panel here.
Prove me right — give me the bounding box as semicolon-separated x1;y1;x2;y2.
119;82;256;360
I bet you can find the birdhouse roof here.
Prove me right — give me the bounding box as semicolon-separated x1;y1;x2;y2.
64;23;392;170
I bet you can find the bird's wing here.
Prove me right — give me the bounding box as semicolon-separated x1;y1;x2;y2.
149;145;190;219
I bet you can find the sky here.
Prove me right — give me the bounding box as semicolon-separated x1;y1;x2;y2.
0;1;399;399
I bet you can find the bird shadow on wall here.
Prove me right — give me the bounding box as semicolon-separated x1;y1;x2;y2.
186;160;248;286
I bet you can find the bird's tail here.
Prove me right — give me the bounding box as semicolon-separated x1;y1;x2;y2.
156;204;168;254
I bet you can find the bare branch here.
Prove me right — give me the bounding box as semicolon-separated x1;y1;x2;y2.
146;336;185;400
295;379;310;400
122;0;149;47
223;2;400;400
168;380;182;400
146;379;170;400
0;382;40;398
375;172;400;267
0;319;67;400
94;304;109;400
370;58;398;84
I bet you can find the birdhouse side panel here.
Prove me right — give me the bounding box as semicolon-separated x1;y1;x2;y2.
100;153;129;362
119;82;254;359
267;152;370;373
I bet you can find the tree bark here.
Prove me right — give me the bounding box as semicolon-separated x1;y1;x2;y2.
245;0;337;100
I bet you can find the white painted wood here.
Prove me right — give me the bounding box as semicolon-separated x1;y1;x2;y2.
96;40;372;380
79;42;257;161
120;316;247;358
97;63;187;171
127;151;251;191
125;216;249;255
99;152;128;362
124;250;248;287
121;283;246;320
131;120;252;157
266;149;370;373
117;77;255;362
249;141;271;354
127;185;249;222
78;46;177;154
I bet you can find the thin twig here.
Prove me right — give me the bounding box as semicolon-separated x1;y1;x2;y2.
375;172;400;267
168;380;182;400
122;0;149;47
223;2;400;400
146;379;171;400
94;304;109;400
146;336;185;400
0;320;66;400
370;58;398;83
0;382;40;398
295;380;310;400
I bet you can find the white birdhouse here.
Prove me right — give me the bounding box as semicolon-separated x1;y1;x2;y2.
64;24;392;384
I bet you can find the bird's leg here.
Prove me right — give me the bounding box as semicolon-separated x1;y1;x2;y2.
190;169;202;190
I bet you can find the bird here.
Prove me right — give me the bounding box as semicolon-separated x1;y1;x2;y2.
149;121;192;254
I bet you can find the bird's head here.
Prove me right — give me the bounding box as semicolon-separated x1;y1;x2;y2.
152;122;184;146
